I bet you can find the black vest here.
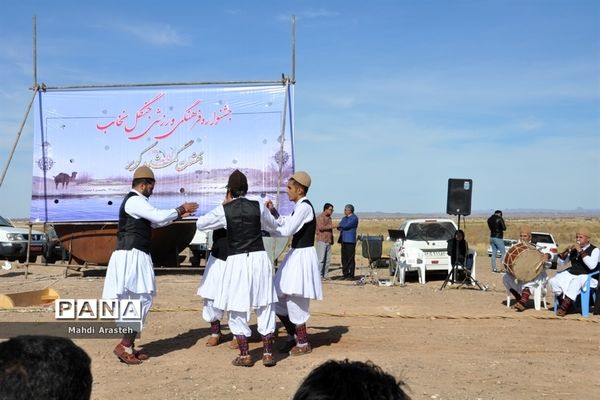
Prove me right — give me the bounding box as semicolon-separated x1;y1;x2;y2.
291;199;316;249
567;244;599;275
116;191;152;254
223;198;265;255
210;228;228;262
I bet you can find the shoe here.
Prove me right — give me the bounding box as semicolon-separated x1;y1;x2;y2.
262;354;276;367
113;343;143;365
229;339;239;350
556;307;568;317
131;342;149;360
289;343;312;356
133;349;149;361
205;334;221;347
513;302;526;312
278;339;296;354
231;355;254;367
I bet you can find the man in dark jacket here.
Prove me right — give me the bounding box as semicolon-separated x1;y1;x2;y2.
487;210;506;273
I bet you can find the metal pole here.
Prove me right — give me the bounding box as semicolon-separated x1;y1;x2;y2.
291;16;296;84
33;16;37;87
0;89;38;187
42;80;284;90
274;80;289;209
0;16;40;188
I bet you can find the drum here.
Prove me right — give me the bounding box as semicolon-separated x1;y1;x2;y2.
503;242;545;282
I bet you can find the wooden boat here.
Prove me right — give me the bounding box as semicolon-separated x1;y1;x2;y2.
54;220;196;267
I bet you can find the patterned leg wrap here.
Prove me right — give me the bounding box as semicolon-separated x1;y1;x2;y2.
262;333;274;355
509;289;521;302
277;314;297;337
295;324;308;345
557;296;573;316
235;335;250;356
210;320;221;335
120;331;137;348
518;288;531;305
514;288;530;311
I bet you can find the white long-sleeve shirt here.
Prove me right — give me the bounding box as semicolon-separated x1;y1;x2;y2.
124;189;179;228
271;198;313;238
557;244;600;271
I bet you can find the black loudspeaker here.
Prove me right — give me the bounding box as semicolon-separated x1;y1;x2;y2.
446;178;472;216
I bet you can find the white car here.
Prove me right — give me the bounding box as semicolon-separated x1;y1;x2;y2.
389;218;458;277
0;216;48;263
530;231;559;266
487;239;518;258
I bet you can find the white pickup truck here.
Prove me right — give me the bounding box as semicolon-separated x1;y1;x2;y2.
388;218;458;277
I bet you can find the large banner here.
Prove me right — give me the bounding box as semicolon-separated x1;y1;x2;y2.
31;84;294;222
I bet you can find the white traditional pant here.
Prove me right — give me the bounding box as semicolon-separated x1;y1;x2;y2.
228;304;275;337
503;271;547;293
275;295;311;325
549;270;598;300
202;298;224;323
116;290;153;332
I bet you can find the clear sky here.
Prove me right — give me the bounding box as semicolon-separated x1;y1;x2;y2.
1;0;599;218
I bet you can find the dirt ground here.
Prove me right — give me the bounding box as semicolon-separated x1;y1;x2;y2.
1;257;599;400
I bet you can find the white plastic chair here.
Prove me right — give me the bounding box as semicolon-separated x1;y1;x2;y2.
446;250;477;285
395;247;426;285
506;276;548;310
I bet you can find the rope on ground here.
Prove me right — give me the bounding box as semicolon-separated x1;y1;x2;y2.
146;306;599;322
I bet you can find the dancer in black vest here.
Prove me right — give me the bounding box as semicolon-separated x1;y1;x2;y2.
103;166;198;364
550;226;600;316
197;228;234;347
267;171;323;356
195;170;279;367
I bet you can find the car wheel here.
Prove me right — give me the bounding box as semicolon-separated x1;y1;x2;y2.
43;255;57;264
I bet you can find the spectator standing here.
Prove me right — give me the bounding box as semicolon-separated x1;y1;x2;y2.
487;209;507;272
316;203;334;279
337;204;359;279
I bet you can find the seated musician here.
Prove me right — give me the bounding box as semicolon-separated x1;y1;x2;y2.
503;225;551;312
447;230;474;284
549;227;599;317
447;229;470;269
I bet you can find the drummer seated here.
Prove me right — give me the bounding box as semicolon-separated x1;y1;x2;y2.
503;225;551;312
